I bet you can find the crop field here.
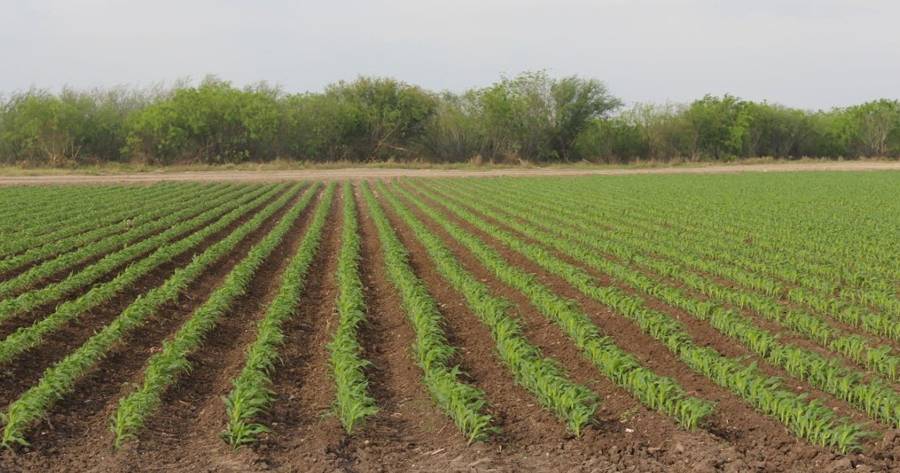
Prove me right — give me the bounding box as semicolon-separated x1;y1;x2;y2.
0;172;898;472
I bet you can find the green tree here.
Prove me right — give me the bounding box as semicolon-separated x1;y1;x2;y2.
683;94;749;160
550;76;621;161
845;100;900;156
124;77;281;164
325;77;436;160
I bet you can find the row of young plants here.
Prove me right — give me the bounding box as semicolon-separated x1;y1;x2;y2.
557;178;899;318
0;184;265;321
611;198;900;319
542;181;900;344
0;183;211;274
359;182;494;442
419;181;900;430
0;184;284;366
378;182;600;435
596;175;899;295
440;180;900;378
0;184;170;244
399;181;870;453
0;184;197;264
476;176;896;319
110;183;320;447
0;186;114;229
394;186;715;430
0;183;305;447
222;183;337;447
329;183;379;433
0;184;240;300
458;179;900;347
0;185;133;239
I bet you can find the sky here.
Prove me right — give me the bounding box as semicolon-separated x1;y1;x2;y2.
1;0;898;109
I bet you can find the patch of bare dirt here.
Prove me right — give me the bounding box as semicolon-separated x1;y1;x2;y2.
0;161;897;185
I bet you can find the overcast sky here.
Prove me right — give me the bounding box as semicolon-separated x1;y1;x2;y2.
2;0;898;109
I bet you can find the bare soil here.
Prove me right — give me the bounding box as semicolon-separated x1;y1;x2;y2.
0;161;897;185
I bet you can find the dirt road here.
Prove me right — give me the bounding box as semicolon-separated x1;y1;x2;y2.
0;160;897;185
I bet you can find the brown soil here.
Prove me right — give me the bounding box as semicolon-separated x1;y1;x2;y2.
398;183;900;472
91;186;324;472
0;185;211;282
0;188;285;392
0;186;301;472
2;179;899;473
248;187;344;472
0;161;897;186
0;186;266;340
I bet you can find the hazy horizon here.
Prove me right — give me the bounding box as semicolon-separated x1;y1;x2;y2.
2;0;898;110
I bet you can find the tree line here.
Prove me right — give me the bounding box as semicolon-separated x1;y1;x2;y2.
1;71;898;166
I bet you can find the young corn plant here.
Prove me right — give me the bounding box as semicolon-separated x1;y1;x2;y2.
0;184;279;366
402;180;871;453
0;183;191;260
0;183;304;448
419;181;900;429
361;182;494;442
328;183;379;433
379;182;599;436
0;183;239;300
398;184;715;430
110;183;320;448
0;183;205;276
0;185;264;320
222;183;336;447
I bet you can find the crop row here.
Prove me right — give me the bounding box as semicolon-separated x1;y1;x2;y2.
439;180;900;375
501;189;900;378
0;184;283;366
535;178;899;318
598;175;899;292
0;183;203;265
222;183;337;446
421;180;900;429
0;185;122;231
329;183;379;433
0;183;304;446
110;183;320;446
605;190;900;322
394;185;715;429
379;182;600;435
0;184;175;244
402;180;869;452
0;183;242;300
458;179;900;349
360;182;494;442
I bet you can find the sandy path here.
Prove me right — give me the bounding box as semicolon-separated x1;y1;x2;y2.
0;161;897;185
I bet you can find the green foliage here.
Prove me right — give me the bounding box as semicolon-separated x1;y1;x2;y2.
277;93;361;161
324;77;437;160
110;183;319;447
0;184;225;301
463;71;621;162
0;87;140;165
379;181;599;435
1;74;898;164
329;183;379;433
360;182;494;442
0;183;303;447
0;185;278;366
682;94;749;160
418;177;873;453
401;182;715;429
222;184;336;446
124;77;281;164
